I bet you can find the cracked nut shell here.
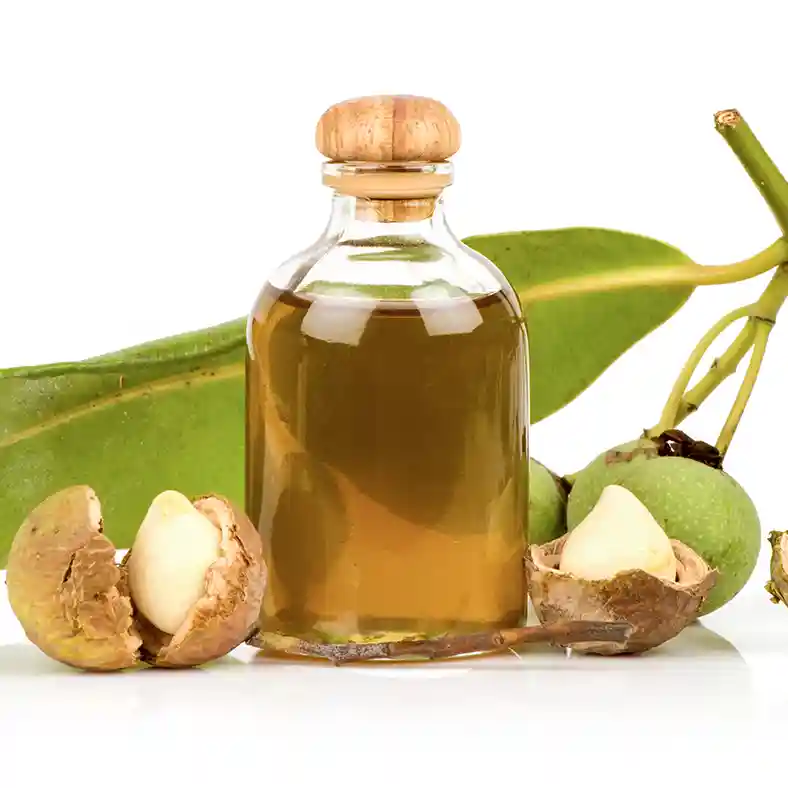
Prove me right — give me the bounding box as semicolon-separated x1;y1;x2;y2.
125;493;266;668
6;486;266;671
526;534;717;655
6;486;141;671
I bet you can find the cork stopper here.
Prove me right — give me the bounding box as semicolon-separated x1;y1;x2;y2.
316;95;459;218
316;95;461;163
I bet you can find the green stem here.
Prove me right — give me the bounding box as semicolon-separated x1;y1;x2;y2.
715;110;788;236
716;321;771;455
716;266;788;454
647;110;788;450
672;321;756;425
647;305;752;437
704;109;788;453
519;238;786;305
646;264;788;448
753;262;788;320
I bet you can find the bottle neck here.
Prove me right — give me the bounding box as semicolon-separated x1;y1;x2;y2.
326;191;444;228
351;195;438;223
322;161;452;221
323;192;457;249
319;160;457;249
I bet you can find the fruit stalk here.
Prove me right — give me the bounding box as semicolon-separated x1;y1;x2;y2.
646;264;788;450
715;264;788;453
654;268;788;430
715;319;771;453
670;320;756;426
649;305;752;436
259;620;634;665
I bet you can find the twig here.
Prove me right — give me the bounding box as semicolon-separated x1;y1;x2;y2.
256;620;633;665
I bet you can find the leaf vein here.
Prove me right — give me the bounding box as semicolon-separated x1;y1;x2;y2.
0;362;244;452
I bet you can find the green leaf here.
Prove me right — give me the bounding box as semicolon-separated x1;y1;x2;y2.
0;227;694;566
0;319;247;567
464;228;695;423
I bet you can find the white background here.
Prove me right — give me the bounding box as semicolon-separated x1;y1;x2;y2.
1;1;787;783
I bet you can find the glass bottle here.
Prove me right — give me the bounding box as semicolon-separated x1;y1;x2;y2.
245;95;529;657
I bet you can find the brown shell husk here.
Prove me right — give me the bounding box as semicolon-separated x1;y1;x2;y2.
526;533;717;655
766;531;788;606
125;493;266;668
5;486;142;671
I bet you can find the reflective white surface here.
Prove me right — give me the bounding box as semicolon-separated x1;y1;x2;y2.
0;574;784;785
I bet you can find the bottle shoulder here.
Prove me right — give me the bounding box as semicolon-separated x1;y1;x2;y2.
251;234;519;311
248;282;524;356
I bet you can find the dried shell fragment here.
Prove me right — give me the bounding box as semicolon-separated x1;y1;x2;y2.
526;534;717;655
766;530;788;606
6;486;141;671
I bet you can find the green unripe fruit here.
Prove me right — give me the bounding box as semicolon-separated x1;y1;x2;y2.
566;437;760;615
528;458;568;546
